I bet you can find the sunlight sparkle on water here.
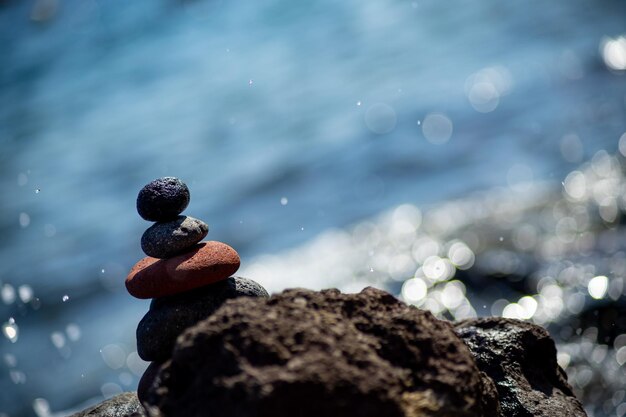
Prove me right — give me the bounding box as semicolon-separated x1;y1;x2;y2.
616;346;626;366
2;318;18;343
421;113;453;144
464;66;512;113
1;284;16;305
618;133;626;157
50;332;65;349
563;171;586;200
19;213;30;228
557;352;571;369
518;296;538;318
600;35;626;71
422;256;454;282
588;275;608;300
101;382;123;399
66;324;81;341
101;344;126;369
448;241;475;270
441;280;466;309
18;285;34;303
32;398;50;417
502;303;527;319
365;103;397;134
4;354;17;368
401;277;427;304
126;351;149;376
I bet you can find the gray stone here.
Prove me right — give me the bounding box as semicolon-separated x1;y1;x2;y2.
137;177;190;222
69;392;145;417
136;276;269;361
140;216;208;259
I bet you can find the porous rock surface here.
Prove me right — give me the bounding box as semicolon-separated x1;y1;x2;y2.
137;276;269;361
69;392;145;417
136;177;190;222
143;287;496;417
455;318;587;417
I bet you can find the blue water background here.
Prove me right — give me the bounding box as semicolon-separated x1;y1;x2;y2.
1;0;626;415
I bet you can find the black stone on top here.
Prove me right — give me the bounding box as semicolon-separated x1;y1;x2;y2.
136;276;269;361
137;177;190;222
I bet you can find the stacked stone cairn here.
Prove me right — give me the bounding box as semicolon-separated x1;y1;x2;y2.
125;177;269;403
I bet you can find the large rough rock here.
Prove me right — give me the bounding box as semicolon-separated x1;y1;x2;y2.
454;318;587;417
143;287;496;417
69;392;145;417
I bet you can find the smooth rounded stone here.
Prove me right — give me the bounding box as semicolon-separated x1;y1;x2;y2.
137;276;269;361
137;177;190;222
126;241;240;299
141;216;208;259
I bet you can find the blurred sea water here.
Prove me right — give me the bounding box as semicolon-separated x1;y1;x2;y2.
1;0;626;415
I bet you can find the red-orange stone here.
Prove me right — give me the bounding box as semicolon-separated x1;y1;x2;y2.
126;241;240;299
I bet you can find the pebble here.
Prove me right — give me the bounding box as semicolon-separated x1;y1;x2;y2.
136;177;190;222
141;216;208;259
136;276;269;361
125;241;240;299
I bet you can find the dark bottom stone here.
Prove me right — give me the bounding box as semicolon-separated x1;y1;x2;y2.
136;276;269;361
138;362;162;405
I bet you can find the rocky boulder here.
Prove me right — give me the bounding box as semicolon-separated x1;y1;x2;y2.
143;287;496;417
73;287;587;417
